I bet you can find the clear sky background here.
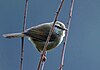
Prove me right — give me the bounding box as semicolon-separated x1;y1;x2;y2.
0;0;100;70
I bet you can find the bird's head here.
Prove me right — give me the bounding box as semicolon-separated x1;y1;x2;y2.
54;21;67;37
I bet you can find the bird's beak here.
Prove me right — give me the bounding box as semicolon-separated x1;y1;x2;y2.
63;27;68;31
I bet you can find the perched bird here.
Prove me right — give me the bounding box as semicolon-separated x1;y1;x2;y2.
3;21;67;52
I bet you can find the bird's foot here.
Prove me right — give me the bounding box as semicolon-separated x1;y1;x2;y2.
42;54;47;62
40;51;47;62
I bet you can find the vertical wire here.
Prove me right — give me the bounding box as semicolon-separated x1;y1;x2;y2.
59;0;74;70
37;0;65;70
20;0;28;70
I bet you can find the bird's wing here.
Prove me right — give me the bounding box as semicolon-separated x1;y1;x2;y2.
23;23;57;42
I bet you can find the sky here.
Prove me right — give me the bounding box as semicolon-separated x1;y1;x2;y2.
0;0;100;70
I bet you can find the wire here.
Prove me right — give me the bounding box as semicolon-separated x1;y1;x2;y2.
37;0;65;70
20;0;28;70
59;0;74;70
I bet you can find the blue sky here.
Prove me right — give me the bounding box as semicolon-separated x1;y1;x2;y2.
0;0;100;70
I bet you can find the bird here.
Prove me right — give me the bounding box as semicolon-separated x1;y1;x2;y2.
3;21;67;52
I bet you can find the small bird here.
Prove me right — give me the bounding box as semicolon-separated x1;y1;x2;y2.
3;21;67;52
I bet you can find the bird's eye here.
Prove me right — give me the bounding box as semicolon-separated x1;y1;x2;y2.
59;24;62;26
55;24;66;31
55;25;62;30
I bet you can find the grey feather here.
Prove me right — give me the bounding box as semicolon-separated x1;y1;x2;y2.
3;33;24;38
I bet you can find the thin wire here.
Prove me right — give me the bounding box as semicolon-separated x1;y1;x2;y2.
37;0;65;70
59;0;74;70
41;61;45;70
20;0;28;70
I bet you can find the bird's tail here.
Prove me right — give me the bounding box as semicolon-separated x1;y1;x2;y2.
3;33;25;38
